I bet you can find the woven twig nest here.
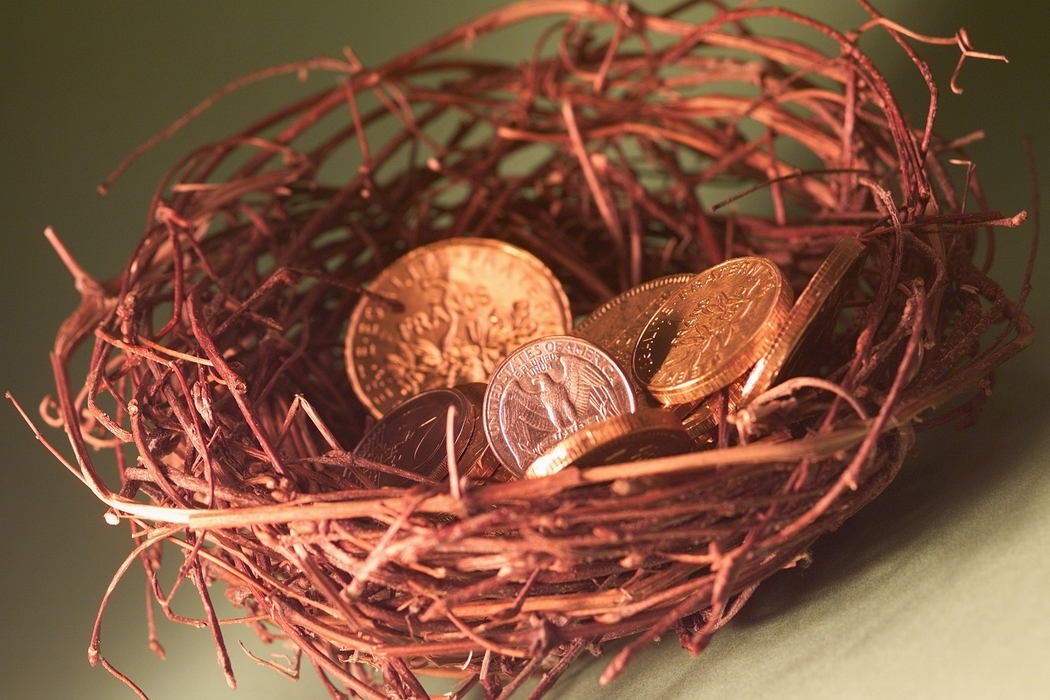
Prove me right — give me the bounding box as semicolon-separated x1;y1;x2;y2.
40;1;1033;698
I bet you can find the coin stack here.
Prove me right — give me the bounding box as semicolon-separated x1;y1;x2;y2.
345;237;867;484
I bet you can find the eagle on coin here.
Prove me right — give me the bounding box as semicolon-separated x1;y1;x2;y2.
501;356;618;468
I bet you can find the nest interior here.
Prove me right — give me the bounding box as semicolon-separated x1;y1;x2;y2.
39;2;1033;698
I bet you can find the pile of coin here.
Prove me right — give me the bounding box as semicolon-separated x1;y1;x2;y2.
345;236;866;484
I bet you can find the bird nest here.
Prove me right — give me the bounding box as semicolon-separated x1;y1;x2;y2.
32;1;1034;698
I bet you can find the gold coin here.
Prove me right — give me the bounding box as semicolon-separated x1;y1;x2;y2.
483;335;637;476
525;408;693;479
680;240;866;442
573;273;694;406
738;237;867;404
679;379;746;443
353;387;475;487
346;238;572;417
633;256;792;406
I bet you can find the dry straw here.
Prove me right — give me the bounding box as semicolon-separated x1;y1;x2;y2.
21;1;1035;698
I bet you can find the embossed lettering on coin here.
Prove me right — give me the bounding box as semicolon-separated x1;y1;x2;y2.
483;336;636;476
353;387;474;487
347;238;572;417
634;256;791;405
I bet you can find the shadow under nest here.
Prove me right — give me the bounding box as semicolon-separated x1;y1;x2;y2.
37;2;1033;698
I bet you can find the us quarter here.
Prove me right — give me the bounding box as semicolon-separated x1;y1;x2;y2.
482;336;636;476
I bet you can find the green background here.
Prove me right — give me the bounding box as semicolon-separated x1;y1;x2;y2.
2;2;1047;699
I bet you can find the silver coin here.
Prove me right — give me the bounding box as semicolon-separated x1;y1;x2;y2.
482;335;637;475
